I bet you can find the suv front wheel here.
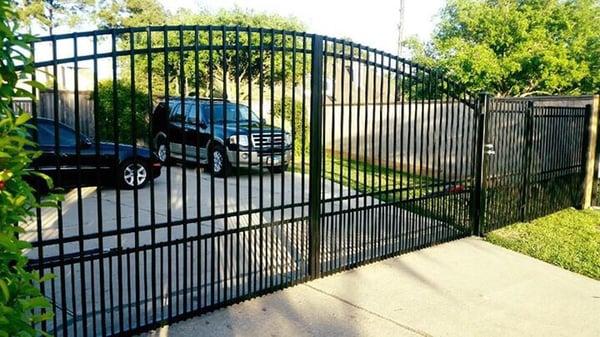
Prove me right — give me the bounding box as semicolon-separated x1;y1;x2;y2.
209;144;230;177
155;136;170;165
268;165;288;174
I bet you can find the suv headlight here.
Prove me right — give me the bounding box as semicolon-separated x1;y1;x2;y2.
284;132;292;145
229;134;250;147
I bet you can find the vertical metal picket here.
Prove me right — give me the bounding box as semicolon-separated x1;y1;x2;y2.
308;35;324;279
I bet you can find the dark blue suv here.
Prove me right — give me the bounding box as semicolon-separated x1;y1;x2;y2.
151;98;293;177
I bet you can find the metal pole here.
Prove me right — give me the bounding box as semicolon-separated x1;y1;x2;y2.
519;101;534;221
397;0;405;56
308;35;324;278
471;92;490;236
590;95;600;206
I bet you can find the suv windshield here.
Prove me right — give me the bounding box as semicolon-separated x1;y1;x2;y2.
199;103;259;124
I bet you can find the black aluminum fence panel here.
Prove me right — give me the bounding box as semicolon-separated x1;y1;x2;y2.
316;38;478;275
22;26;479;336
483;100;587;232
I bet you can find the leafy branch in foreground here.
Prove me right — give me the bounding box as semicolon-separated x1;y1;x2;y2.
0;0;60;335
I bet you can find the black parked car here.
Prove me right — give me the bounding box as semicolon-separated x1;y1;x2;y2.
151;98;293;177
29;118;162;190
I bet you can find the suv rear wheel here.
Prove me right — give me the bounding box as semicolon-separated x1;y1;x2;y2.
209;144;230;177
119;160;150;189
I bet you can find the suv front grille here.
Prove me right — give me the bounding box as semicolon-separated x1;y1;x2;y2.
251;133;284;148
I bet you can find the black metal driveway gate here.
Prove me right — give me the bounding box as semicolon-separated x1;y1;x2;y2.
23;26;480;336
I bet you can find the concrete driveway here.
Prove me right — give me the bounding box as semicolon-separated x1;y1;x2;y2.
23;165;315;254
142;237;600;337
23;165;458;336
23;165;450;257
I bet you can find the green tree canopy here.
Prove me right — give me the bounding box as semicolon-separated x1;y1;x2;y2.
17;0;94;34
95;0;168;28
171;8;306;99
406;0;600;96
96;4;307;100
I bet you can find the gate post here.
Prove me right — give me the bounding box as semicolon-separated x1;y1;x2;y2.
580;95;600;208
471;92;491;236
519;101;534;221
308;35;324;278
590;95;600;206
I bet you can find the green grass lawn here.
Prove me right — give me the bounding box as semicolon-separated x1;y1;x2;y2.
486;208;600;280
290;154;472;231
291;154;434;200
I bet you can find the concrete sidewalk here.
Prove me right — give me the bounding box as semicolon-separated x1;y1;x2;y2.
142;237;600;337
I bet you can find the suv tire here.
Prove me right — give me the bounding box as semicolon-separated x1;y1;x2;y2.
268;164;288;174
156;136;170;165
119;160;150;189
209;144;231;177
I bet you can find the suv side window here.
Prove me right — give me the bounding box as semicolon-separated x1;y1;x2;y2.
169;103;182;122
200;103;214;124
184;103;199;124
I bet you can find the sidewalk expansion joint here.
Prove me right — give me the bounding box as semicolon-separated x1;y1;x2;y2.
301;283;432;337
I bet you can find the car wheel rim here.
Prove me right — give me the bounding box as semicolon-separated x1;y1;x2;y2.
124;163;147;187
157;144;167;162
213;150;223;173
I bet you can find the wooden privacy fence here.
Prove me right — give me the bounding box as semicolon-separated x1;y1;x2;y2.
14;90;95;135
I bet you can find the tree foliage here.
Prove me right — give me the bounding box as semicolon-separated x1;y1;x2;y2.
272;100;308;158
16;0;95;34
95;0;167;28
406;0;600;96
100;5;307;100
95;79;149;143
0;0;58;336
18;1;308;101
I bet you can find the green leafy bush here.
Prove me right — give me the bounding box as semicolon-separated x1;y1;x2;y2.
0;115;56;336
95;79;150;143
272;100;309;159
0;1;58;336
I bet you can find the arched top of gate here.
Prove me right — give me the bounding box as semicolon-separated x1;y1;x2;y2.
28;24;477;108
